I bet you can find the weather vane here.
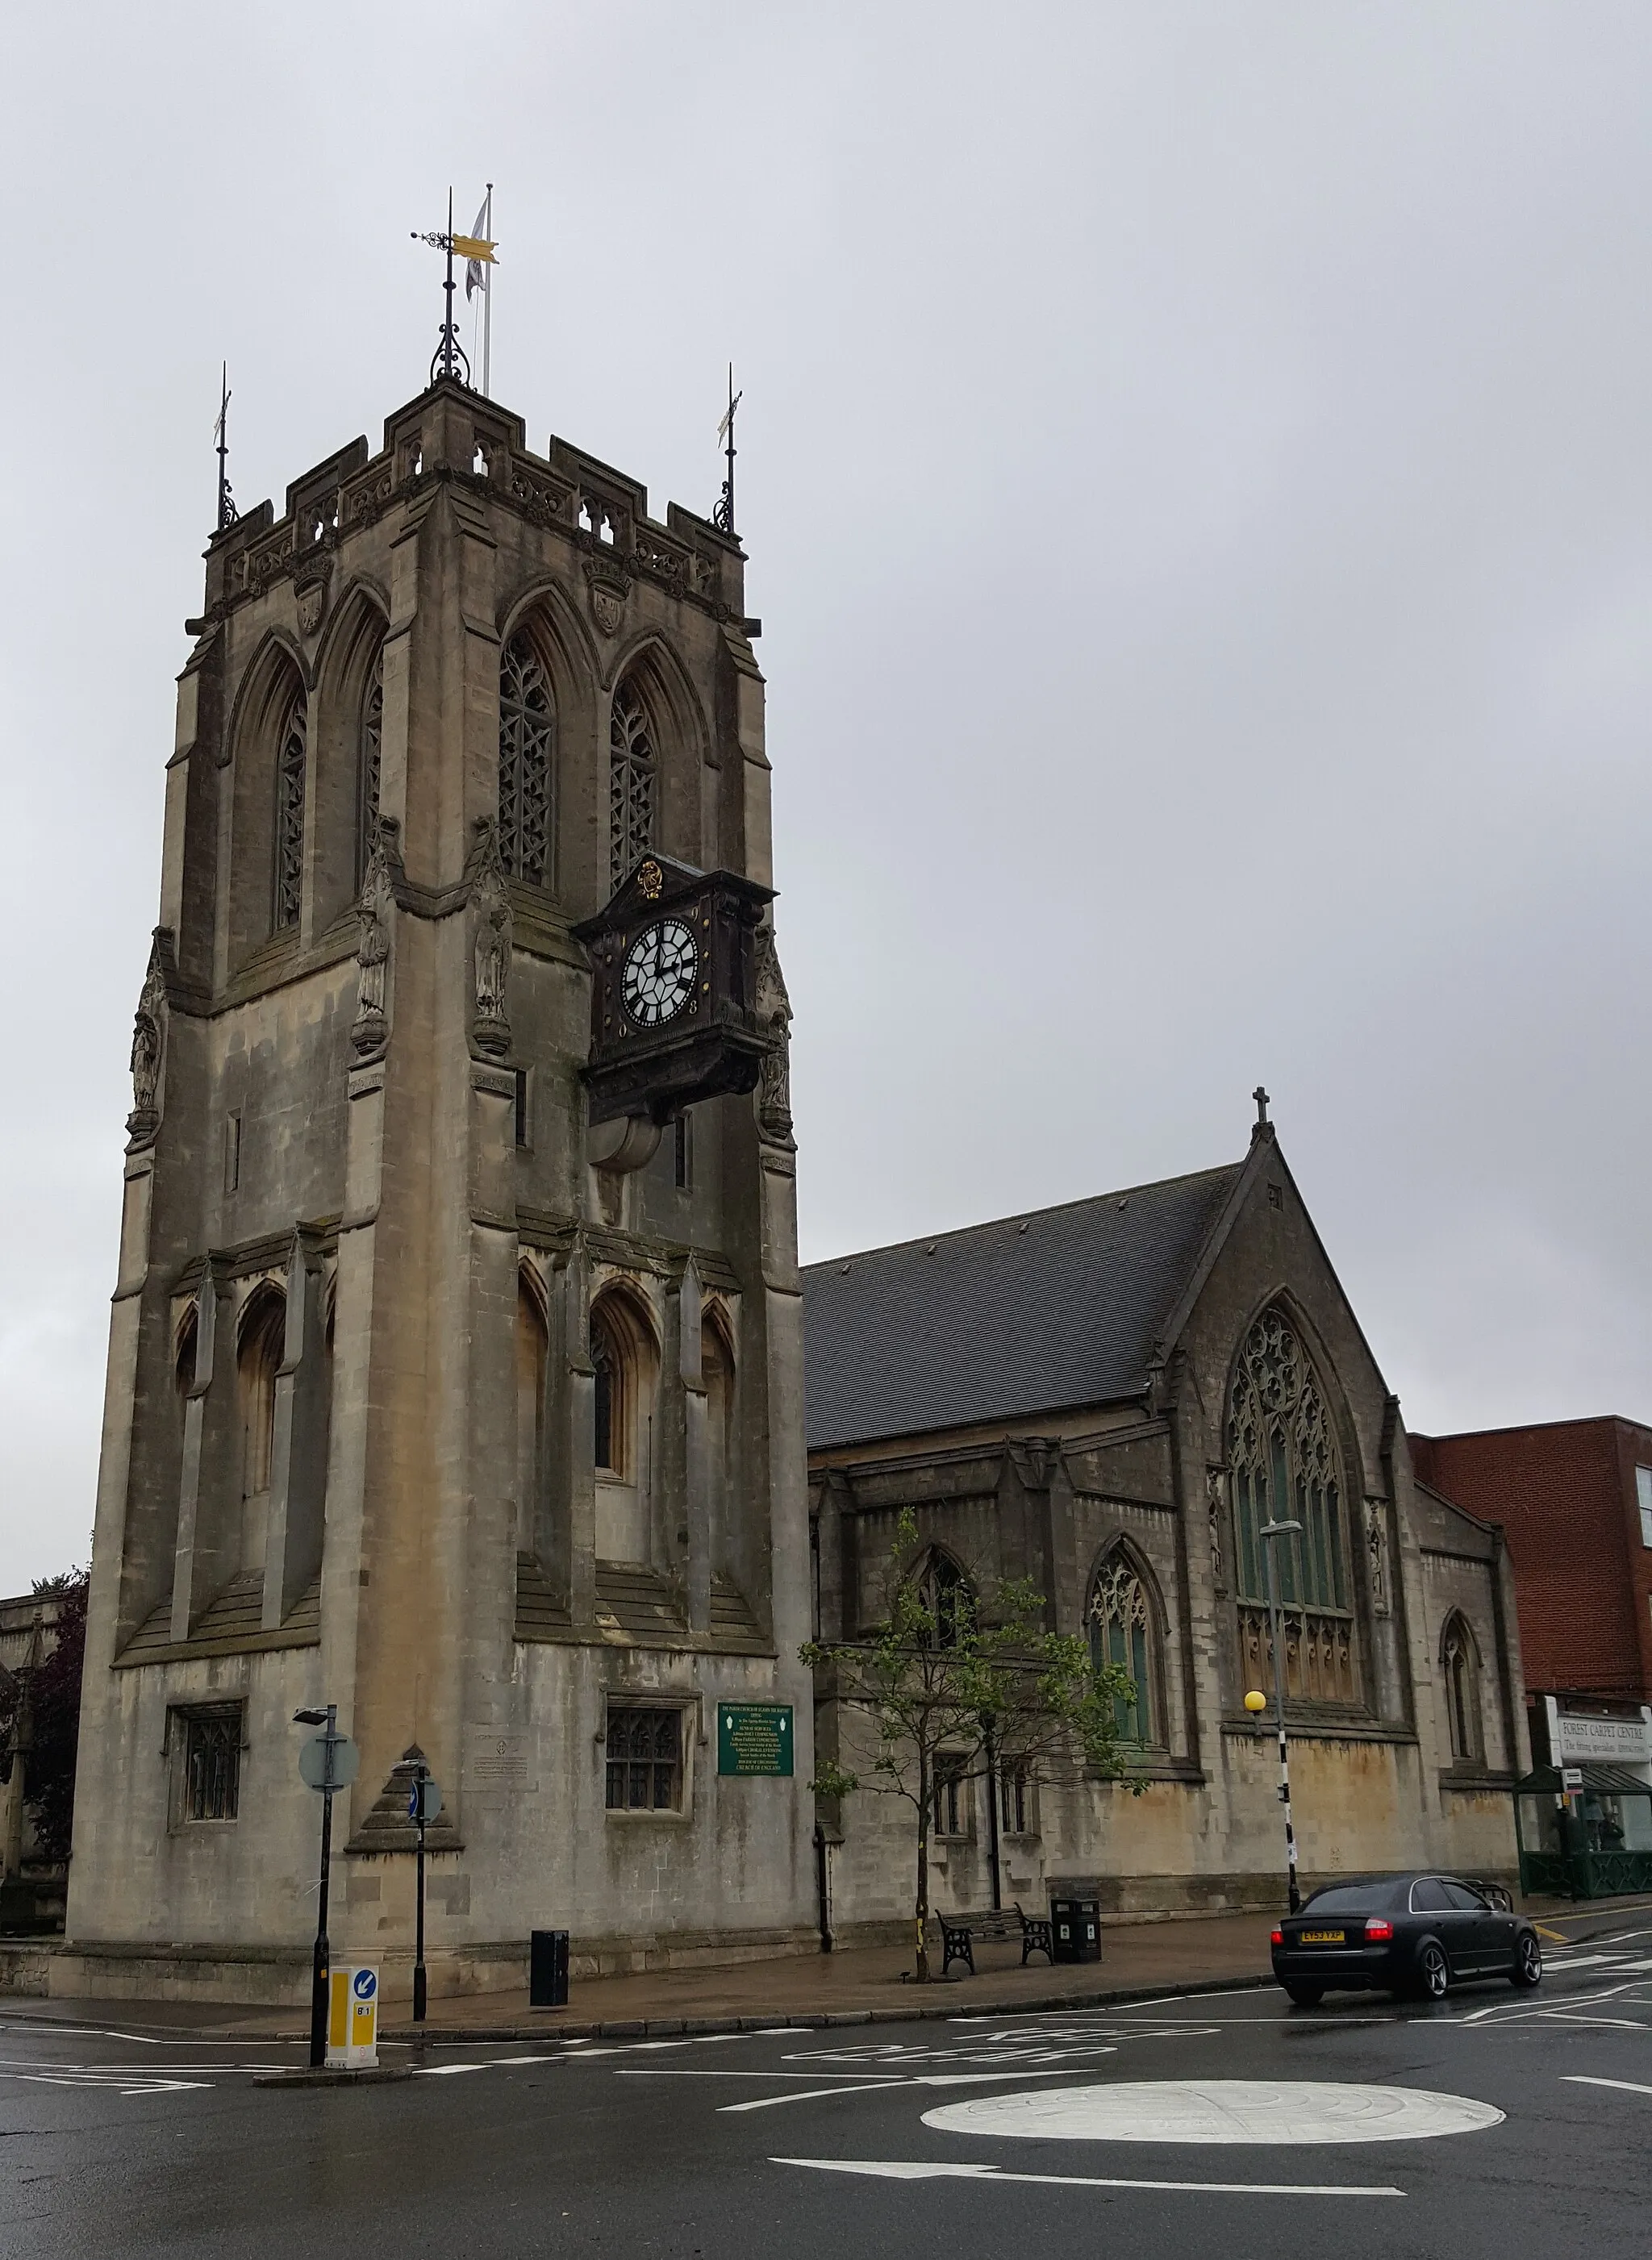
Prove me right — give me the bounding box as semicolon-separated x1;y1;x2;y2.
214;363;238;532
714;365;743;535
411;187;498;389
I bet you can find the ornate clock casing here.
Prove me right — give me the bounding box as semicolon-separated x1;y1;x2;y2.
574;853;775;1127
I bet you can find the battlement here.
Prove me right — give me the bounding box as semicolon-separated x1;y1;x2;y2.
199;377;749;630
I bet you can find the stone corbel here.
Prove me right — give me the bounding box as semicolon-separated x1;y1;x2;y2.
126;928;178;1152
586;1115;661;1173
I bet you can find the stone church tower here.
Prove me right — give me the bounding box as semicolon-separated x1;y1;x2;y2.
67;377;816;1999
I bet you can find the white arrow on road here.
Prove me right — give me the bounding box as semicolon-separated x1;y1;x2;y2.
772;2158;1404;2197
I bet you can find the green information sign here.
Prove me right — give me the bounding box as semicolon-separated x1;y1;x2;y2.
717;1702;795;1778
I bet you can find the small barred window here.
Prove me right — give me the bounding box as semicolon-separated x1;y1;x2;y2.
274;693;307;928
610;679;657;886
606;1707;682;1811
499;632;554;886
182;1705;243;1822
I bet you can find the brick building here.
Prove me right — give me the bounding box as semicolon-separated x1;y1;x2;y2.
1411;1419;1652;1715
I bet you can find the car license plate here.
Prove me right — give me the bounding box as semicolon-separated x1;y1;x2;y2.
1299;1929;1345;1943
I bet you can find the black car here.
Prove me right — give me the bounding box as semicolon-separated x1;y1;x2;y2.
1271;1872;1544;2005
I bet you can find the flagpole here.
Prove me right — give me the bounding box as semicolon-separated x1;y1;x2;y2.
482;184;493;399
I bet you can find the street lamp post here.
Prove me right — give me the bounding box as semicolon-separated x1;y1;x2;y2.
411;1758;429;2024
294;1704;340;2067
1259;1516;1304;1914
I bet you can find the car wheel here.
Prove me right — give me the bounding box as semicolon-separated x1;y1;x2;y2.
1284;1983;1324;2008
1510;1933;1542;1989
1412;1940;1450;2003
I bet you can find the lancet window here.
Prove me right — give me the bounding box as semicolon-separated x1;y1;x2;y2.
916;1548;973;1649
610;678;657;886
236;1287;286;1580
1229;1308;1358;1706
273;692;307;928
1441;1613;1483;1764
499;632;554;887
357;645;383;885
1088;1552;1157;1744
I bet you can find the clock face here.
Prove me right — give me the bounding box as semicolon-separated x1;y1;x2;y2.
621;919;699;1029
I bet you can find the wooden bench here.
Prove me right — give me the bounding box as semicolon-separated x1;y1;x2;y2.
936;1903;1054;1977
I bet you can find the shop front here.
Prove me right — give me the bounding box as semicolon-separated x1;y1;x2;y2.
1514;1762;1652;1899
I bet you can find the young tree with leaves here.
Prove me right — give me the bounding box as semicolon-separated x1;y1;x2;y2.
0;1569;89;1875
802;1512;1138;1982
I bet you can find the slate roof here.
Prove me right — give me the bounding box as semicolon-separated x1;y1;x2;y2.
801;1161;1245;1452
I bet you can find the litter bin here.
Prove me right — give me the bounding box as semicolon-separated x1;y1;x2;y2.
530;1928;570;2008
1049;1896;1101;1965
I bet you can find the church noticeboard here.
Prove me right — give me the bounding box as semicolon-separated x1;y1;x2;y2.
717;1703;794;1778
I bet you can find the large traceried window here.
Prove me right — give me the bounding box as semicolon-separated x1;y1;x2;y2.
610;678;657;886
273;691;307;928
499;632;554;887
1229;1307;1358;1706
1088;1552;1157;1745
357;645;383;886
1441;1612;1483;1765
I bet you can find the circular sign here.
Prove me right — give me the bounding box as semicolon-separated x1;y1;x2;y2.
352;1969;378;2001
298;1734;360;1791
921;2081;1505;2146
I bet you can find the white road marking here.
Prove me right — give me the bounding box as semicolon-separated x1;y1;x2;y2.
414;2062;488;2076
1562;2075;1652;2099
719;2073;1078;2112
724;2081;918;2111
773;2157;1405;2197
923;2079;1505;2145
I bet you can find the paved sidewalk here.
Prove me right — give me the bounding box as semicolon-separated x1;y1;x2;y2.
4;1891;1645;2045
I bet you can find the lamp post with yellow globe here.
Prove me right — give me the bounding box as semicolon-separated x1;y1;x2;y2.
1248;1510;1305;1913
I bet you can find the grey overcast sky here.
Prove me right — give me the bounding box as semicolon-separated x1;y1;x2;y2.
2;4;1649;1591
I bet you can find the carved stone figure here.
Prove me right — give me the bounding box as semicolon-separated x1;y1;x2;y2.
351;819;396;1059
125;929;173;1149
1207;1466;1227;1588
470;817;512;1061
753;922;794;1146
1366;1497;1390;1616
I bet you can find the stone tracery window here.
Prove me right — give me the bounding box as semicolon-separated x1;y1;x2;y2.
357;644;383;886
1088;1552;1157;1744
1441;1612;1483;1764
610;678;657;886
273;691;307;928
1229;1307;1358;1706
916;1548;973;1649
499;632;554;887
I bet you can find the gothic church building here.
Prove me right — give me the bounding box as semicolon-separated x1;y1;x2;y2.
804;1122;1529;1932
65;371;1525;2004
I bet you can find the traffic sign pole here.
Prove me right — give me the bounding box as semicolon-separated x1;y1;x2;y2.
294;1703;357;2068
414;1762;428;2024
311;1704;336;2066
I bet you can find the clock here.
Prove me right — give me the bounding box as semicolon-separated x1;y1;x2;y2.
622;919;699;1028
574;852;776;1128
